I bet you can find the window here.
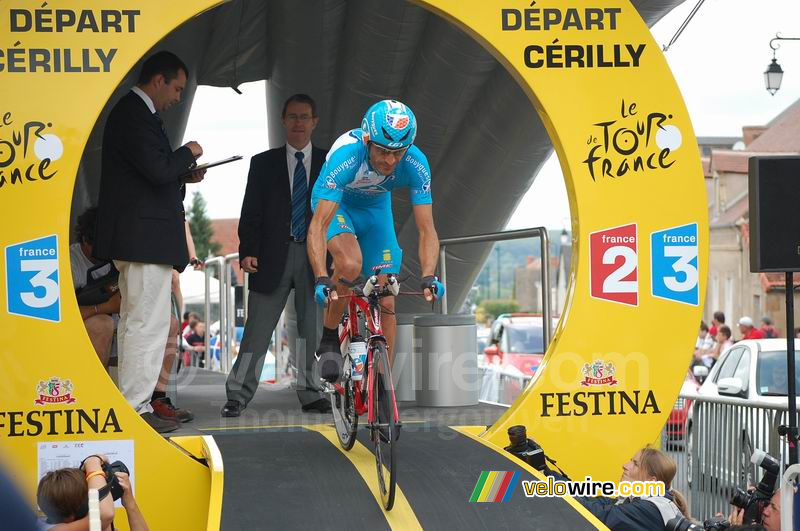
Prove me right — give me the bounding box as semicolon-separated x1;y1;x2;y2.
491;321;502;344
732;349;750;393
724;277;733;327
709;274;719;320
757;350;799;396
715;347;744;383
504;325;544;353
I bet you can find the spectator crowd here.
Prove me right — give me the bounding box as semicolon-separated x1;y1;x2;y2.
694;311;781;369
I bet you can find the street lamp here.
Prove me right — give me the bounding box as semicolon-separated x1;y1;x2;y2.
765;33;800;95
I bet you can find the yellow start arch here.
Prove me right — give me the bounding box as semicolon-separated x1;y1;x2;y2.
0;0;705;527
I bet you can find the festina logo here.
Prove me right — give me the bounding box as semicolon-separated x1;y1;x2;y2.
0;408;122;437
540;390;660;417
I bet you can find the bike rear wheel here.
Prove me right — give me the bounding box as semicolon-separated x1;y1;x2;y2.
370;341;396;510
332;357;358;450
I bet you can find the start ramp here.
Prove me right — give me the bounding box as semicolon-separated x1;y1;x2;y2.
212;423;603;530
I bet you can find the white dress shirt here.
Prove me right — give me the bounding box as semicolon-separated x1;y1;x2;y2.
131;86;156;114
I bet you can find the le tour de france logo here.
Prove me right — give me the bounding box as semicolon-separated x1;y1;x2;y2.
583;98;682;181
0;111;63;190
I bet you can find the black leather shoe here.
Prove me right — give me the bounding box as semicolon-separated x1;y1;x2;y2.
221;400;244;417
301;398;332;413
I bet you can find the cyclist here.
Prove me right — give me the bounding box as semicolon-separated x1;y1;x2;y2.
307;99;444;380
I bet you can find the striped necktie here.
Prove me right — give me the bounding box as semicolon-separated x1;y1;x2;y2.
291;151;307;241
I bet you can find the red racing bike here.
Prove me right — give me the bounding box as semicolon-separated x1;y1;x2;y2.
322;274;401;510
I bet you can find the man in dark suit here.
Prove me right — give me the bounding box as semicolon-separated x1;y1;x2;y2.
95;51;204;433
222;94;330;416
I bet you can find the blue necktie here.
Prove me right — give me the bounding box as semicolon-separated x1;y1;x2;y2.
291;151;307;241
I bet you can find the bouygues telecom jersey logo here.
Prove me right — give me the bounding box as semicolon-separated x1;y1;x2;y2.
580;360;618;387
0;112;63;191
583;99;682;181
35;376;76;405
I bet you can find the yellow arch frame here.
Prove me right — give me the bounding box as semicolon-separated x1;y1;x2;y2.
0;1;705;527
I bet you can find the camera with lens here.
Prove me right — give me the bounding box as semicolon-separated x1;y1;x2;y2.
102;460;130;501
729;449;779;524
504;425;548;473
665;515;730;531
80;456;130;501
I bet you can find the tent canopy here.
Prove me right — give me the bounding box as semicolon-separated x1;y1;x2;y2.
73;0;686;313
180;269;220;305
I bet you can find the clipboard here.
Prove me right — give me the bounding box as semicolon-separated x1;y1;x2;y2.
182;155;243;177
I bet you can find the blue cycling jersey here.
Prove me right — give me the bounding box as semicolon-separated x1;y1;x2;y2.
311;129;432;207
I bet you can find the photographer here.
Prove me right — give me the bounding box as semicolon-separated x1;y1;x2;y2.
727;489;781;531
36;454;148;530
504;427;688;531
567;447;690;531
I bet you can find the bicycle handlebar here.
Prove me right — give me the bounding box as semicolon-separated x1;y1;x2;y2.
362;274;399;297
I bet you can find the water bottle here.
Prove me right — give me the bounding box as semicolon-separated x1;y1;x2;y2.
349;335;367;381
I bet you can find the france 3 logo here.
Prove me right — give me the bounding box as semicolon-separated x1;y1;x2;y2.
5;235;61;322
650;223;699;306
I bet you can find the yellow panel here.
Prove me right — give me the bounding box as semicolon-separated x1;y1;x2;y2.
0;2;223;528
417;0;705;483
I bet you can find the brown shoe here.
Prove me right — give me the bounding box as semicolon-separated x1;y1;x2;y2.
151;397;194;423
140;412;179;433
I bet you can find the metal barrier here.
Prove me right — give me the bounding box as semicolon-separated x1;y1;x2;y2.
203;253;239;373
204;252;289;377
204;256;225;372
659;391;798;522
438;227;553;348
478;365;531;406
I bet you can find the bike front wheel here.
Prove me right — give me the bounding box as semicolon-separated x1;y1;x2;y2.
370;340;396;511
333;357;358;450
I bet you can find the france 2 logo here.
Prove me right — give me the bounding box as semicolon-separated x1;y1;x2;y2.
590;224;638;306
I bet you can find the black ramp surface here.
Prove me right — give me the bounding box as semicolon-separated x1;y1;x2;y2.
357;427;596;530
215;429;390;531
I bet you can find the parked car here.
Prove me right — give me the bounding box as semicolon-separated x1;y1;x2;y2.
483;313;556;377
686;338;800;488
691;338;798;405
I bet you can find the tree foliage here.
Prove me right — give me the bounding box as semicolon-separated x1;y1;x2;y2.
478;299;520;320
187;191;221;259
